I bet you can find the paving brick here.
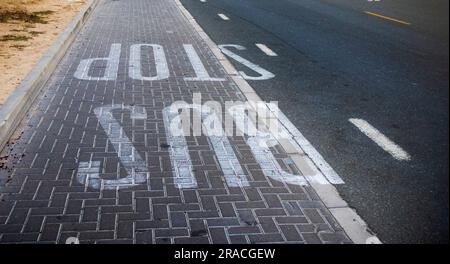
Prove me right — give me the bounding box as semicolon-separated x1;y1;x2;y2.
302;233;323;244
257;217;279;233
97;239;134;244
23;215;45;233
169;204;200;212
174;236;210;244
135;198;150;213
248;233;284;244
207;218;241;227
155;228;189;237
216;195;246;202
50;193;68;208
136;230;153;244
263;194;283;208
155;237;171;244
170;212;187;228
218;202;236;217
99;213;116;231
188;219;207;237
303;209;326;224
135;220;170;230
235;201;266;209
82;207;99;222
275;216;309;224
283;201;305;216
65;199;83;214
319;232;351;243
46;215;79;224
228;226;261;235
117;221;134;239
30;207;64;216
118;212;151;221
118;192;133;206
200;196;217;211
152;204;168;221
279;225;303;242
187;211;220;219
297;224;316;233
237;210;258;226
6;208;29;225
0;224;22;234
62;222;97;232
209;227;229;244
1;233;40;243
101;205;133;213
40;223;60;242
244;188;263;201
182;190;198;203
255;208;287;217
229;235;248;244
79;231;115;241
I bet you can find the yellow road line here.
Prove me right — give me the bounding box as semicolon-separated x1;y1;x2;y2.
365;11;411;25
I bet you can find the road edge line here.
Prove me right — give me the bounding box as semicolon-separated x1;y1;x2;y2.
0;0;100;151
173;0;381;244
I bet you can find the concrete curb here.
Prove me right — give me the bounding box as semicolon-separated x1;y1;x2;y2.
0;0;99;151
173;0;381;244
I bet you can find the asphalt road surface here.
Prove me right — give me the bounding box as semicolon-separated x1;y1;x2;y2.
180;0;449;243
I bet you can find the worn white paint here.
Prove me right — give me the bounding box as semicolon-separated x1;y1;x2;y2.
163;103;249;188
129;44;170;81
77;161;102;189
218;14;230;20
74;43;121;81
162;103;197;189
349;118;411;161
266;103;344;184
219;44;275;80
183;44;225;81
73;43;275;82
77;105;149;190
65;237;80;244
255;43;278;57
229;104;308;186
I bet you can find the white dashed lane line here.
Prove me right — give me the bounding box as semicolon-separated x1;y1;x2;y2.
255;43;278;56
218;13;230;20
349;118;411;161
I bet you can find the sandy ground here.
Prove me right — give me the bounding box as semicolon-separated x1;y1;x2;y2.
0;0;86;106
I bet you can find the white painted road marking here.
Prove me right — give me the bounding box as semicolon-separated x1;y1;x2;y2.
77;101;343;190
74;43;274;82
218;13;230;20
255;43;278;57
77;101;344;190
266;103;345;184
349;118;411;161
74;43;121;81
163;103;249;188
163;103;197;189
183;44;225;81
129;44;170;81
219;44;275;80
75;42;346;190
77;105;150;190
229;104;308;186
